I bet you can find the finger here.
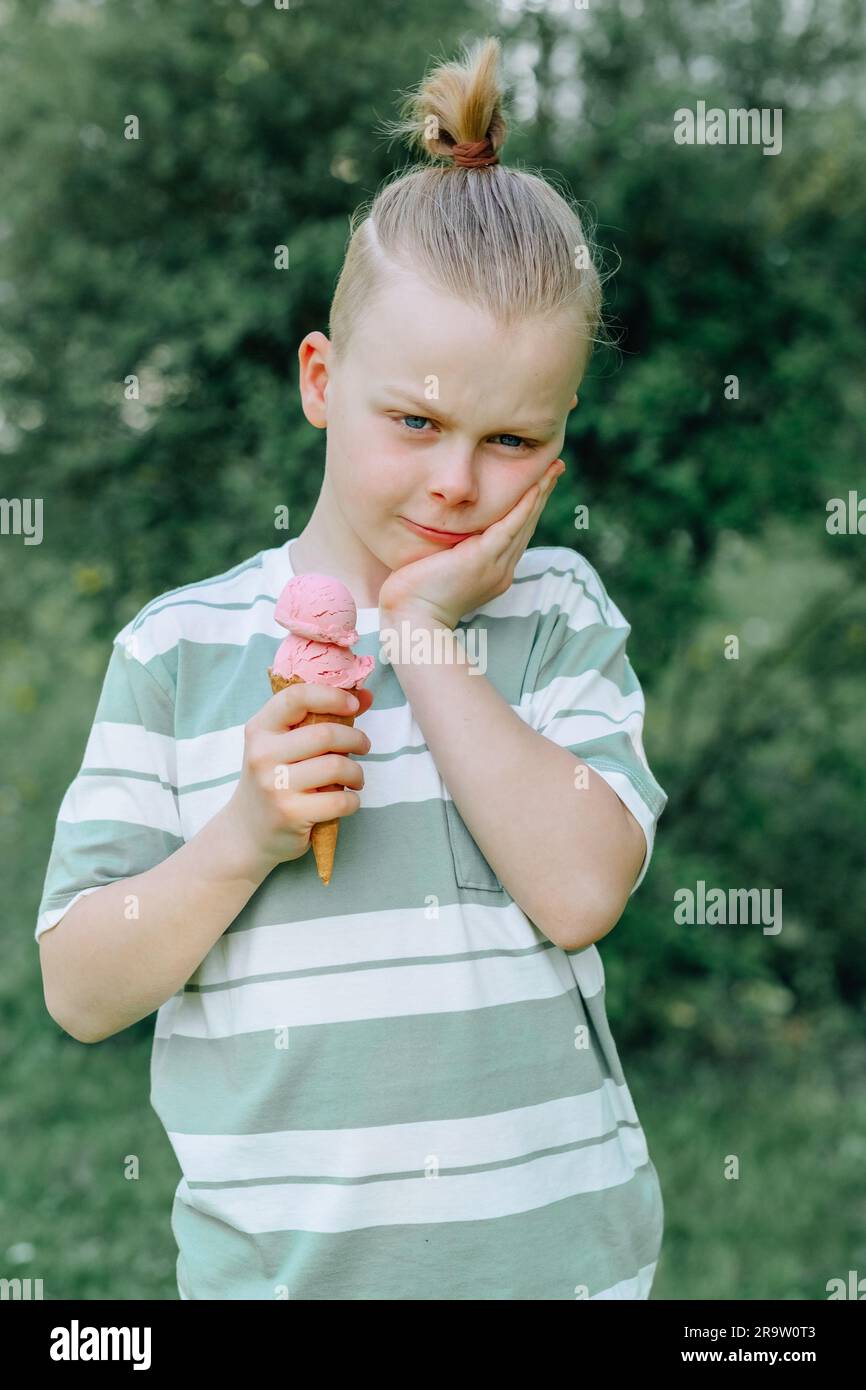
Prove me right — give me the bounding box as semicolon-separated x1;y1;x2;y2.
491;465;565;576
505;459;564;535
526;459;565;520
353;687;375;717
281;751;366;794
474;481;539;559
521;461;563;534
298;786;363;825
485;459;565;557
272;720;371;765
522;457;565;522
260;681;369;733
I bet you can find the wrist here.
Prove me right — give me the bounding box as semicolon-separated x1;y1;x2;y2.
379;612;478;681
379;602;455;632
206;800;280;885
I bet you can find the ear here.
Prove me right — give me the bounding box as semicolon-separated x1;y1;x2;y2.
298;331;331;430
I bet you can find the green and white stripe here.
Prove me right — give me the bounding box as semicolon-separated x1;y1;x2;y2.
37;539;668;1299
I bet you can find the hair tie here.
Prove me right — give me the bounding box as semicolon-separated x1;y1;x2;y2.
450;138;499;169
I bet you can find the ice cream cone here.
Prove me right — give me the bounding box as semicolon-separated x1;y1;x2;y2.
268;668;362;885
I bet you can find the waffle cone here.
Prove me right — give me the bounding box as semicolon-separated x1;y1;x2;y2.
268;668;362;885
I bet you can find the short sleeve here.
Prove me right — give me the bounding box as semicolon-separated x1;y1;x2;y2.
34;629;184;942
521;553;668;895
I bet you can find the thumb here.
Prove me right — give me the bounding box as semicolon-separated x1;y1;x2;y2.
353;687;375;715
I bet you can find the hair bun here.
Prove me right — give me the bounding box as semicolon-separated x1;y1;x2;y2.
384;35;507;171
331;34;606;374
450;137;499;169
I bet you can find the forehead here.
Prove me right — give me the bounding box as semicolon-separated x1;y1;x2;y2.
352;272;583;407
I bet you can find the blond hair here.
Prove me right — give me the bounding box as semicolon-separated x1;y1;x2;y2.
328;36;606;376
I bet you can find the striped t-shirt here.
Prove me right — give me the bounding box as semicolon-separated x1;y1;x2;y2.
36;536;669;1300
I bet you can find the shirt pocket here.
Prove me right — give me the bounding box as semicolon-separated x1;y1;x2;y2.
444;799;504;892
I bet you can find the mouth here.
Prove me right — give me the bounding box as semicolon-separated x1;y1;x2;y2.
400;516;482;544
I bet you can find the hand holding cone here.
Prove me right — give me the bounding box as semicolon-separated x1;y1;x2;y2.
267;669;364;885
267;572;374;886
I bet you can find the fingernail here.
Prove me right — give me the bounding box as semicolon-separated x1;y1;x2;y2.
347;694;360;710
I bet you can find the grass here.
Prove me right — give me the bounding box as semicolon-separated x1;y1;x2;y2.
633;1033;866;1300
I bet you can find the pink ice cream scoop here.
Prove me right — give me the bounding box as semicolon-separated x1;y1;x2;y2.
271;573;375;688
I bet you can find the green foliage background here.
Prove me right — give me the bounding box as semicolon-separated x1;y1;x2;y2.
2;0;864;1299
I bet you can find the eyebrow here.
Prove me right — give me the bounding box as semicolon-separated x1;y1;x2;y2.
378;386;561;437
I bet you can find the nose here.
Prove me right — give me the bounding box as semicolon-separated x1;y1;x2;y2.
426;448;480;508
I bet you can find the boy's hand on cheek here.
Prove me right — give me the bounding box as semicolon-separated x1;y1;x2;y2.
379;458;566;630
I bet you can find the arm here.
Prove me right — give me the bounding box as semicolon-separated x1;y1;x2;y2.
38;680;373;1044
382;609;647;951
39;803;276;1044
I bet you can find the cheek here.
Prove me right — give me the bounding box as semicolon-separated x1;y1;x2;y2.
337;431;408;511
487;462;543;517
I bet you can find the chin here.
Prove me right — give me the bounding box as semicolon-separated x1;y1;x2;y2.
398;534;438;560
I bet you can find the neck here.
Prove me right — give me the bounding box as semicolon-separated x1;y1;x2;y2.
289;472;393;609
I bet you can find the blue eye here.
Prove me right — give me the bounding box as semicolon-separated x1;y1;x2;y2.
394;416;538;450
